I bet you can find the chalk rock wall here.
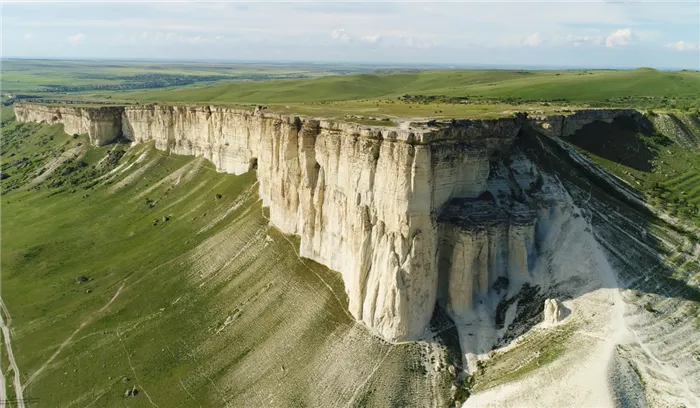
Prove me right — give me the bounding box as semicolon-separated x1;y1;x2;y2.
436;198;542;321
117;105;522;341
14;102;634;342
13;103;123;146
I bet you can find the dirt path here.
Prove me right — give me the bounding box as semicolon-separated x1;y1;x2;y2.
23;282;125;391
116;330;159;408
344;347;392;408
0;298;25;408
0;356;6;408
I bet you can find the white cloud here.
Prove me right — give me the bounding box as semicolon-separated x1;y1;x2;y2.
331;28;351;42
3;2;697;67
494;32;603;48
522;32;542;47
330;29;433;48
360;34;381;44
605;28;634;48
667;40;699;51
67;33;85;45
23;33;33;40
561;34;603;47
152;32;226;45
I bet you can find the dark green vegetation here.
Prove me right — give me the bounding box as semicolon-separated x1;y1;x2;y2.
0;109;127;193
0;111;450;406
472;324;574;392
3;60;700;406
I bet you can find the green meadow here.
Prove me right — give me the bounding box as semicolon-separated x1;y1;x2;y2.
113;68;700;113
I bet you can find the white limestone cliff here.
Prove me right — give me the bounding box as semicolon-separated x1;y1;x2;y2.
117;105;523;341
13;104;123;146
12;103;629;343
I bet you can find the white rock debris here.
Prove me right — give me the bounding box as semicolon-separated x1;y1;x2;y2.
543;298;565;325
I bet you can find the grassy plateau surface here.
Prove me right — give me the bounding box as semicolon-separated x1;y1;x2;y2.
113;68;700;114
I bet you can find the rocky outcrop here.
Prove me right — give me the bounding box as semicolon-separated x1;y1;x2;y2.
649;113;700;150
543;298;567;325
13;102;634;342
528;109;641;139
13;103;123;146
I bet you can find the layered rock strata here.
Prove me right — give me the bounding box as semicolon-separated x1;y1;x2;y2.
12;102;631;342
529;108;641;138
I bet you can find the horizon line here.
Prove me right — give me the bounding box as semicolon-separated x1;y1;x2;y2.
1;57;696;72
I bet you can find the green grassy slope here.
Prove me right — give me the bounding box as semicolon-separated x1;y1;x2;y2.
0;114;453;406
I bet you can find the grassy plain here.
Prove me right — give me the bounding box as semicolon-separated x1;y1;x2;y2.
4;61;699;119
113;68;700;110
1;59;375;94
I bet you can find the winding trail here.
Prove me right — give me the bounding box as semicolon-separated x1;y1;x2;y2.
0;298;24;408
117;330;159;408
345;347;392;408
23;282;125;391
0;358;6;408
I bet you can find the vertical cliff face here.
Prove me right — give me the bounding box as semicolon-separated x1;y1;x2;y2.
119;105;522;341
435;151;554;325
13;103;123;146
14;103;635;343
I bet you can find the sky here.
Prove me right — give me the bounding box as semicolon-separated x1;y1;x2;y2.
1;1;699;69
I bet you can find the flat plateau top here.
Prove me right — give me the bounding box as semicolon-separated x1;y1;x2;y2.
13;100;615;129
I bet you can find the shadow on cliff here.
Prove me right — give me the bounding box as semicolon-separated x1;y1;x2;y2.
519;124;700;306
564;115;661;172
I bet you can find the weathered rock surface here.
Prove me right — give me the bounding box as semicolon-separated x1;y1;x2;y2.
13;103;637;342
528;109;641;139
13;104;123;146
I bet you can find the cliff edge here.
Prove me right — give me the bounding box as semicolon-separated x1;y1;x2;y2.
12;102;638;342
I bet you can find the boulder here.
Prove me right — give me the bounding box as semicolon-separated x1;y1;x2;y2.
543;298;568;325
